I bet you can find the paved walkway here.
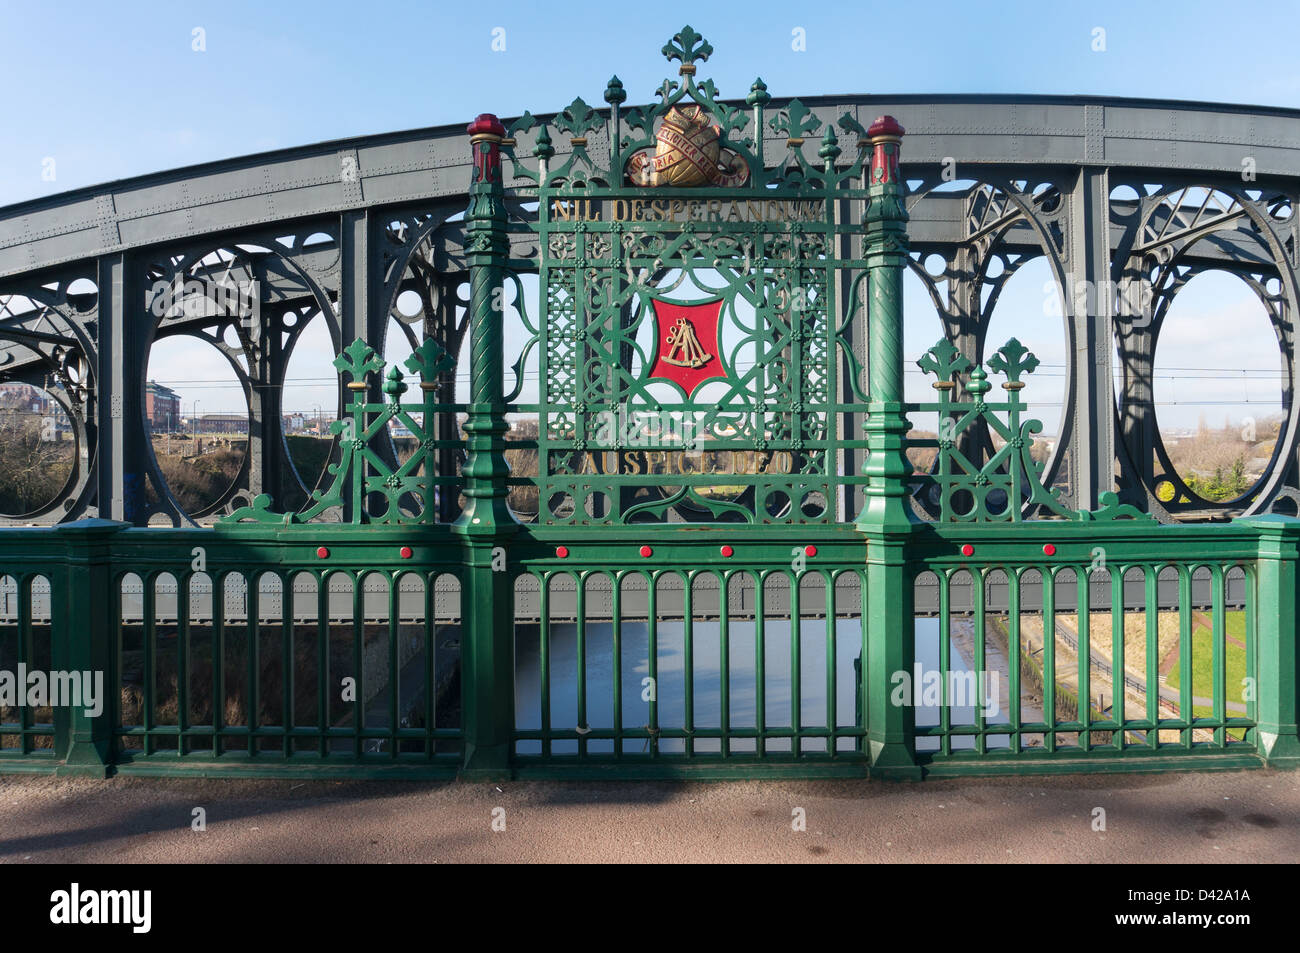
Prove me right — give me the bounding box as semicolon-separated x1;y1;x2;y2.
0;769;1295;863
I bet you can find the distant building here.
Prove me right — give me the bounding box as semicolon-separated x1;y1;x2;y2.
195;412;248;434
0;382;47;412
1;383;69;440
283;412;306;432
145;381;181;433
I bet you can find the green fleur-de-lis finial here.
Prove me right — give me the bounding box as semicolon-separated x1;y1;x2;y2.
654;77;680;103
505;110;536;146
554;96;604;145
662;25;713;75
986;337;1040;389
769;98;821;147
333;337;383;383
746;77;770;107
916;338;972;389
837;111;870;148
404;337;455;382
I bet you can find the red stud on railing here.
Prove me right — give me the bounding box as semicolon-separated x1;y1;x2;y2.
804;545;817;557
640;545;653;558
960;544;974;557
720;545;734;557
556;546;569;559
1042;543;1057;557
399;546;413;559
316;546;330;559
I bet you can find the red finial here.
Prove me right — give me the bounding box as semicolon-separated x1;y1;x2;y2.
467;114;506;185
467;113;506;140
868;115;904;185
867;115;905;139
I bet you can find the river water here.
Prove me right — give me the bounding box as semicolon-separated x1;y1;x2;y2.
514;617;1025;754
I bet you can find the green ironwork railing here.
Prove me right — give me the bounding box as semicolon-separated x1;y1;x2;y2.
0;523;466;778
508;529;870;775
0;26;1297;781
112;564;462;767
0;571;56;758
0;517;1295;778
907;522;1268;772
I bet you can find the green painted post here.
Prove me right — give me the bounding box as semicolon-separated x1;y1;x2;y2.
855;117;921;778
53;518;127;776
454;114;520;779
1240;515;1300;766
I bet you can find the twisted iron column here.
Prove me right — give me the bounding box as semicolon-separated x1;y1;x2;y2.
456;114;517;535
857;116;912;531
856;116;922;777
455;113;518;777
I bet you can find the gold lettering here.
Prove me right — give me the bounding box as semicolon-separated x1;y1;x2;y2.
612;199;627;220
652;200;668;222
767;200;782;221
631;200;645;222
746;200;764;222
553;199;572;221
707;199;723;221
726;201;742;221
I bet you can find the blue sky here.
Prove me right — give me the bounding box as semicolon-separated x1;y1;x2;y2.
4;0;1297;205
2;0;1294;431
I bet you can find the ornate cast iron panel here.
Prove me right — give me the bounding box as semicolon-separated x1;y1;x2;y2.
508;28;874;525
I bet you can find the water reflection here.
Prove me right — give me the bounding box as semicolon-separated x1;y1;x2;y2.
515;617;1027;754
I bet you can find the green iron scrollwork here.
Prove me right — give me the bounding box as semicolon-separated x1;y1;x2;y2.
908;336;1154;522
222;336;459;525
510;25;873;525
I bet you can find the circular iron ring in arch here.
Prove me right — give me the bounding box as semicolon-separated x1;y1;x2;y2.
0;280;97;523
1111;182;1300;519
902;173;1074;519
139;236;342;526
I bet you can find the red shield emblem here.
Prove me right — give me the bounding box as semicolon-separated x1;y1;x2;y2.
647;297;724;398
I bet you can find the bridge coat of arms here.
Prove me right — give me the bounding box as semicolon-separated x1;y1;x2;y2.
627;104;749;187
